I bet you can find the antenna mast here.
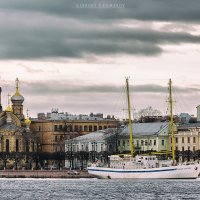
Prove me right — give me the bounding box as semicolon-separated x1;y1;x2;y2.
169;79;175;164
126;77;134;155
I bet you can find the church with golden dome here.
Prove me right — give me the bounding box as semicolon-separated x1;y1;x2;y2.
0;78;37;169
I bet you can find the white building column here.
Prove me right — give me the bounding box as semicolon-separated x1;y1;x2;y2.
156;136;159;151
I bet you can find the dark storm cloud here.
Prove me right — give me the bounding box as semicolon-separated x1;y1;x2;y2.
0;17;200;59
1;0;200;22
0;0;200;59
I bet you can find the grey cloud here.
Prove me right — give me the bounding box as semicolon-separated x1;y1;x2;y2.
0;16;200;59
2;80;200;117
2;80;200;95
0;1;200;59
1;0;200;22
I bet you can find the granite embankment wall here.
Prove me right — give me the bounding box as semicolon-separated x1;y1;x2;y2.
0;170;95;178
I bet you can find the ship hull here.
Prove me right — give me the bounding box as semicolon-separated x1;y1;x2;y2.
87;164;199;179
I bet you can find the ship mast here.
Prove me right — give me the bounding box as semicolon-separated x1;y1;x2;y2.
169;79;175;165
126;77;134;155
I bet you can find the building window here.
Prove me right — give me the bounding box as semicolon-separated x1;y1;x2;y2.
193;146;195;152
182;137;184;143
84;126;88;131
68;125;72;132
6;139;9;152
38;126;41;131
154;140;156;146
32;142;35;152
162;140;164;146
73;145;76;151
16;139;19;152
63;125;67;131
149;140;152;146
79;126;82;132
193;137;196;143
123;140;125;147
136;140;139;147
26;141;29;152
55;136;57;142
86;144;89;151
188;137;190;143
145;140;148;146
89;125;93;132
175;146;178;151
101;144;103;151
54;125;58;131
127;140;129;146
175;137;178;143
182;146;184;152
118;140;120;146
188;146;190;151
59;125;62;130
99;126;102;130
94;126;97;131
77;145;79;152
141;140;144;146
74;125;78;132
103;126;107;129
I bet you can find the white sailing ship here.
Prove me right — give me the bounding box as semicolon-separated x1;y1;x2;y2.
87;78;200;179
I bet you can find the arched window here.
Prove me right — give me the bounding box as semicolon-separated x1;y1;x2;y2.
32;142;35;152
16;139;19;152
26;141;29;152
6;139;9;152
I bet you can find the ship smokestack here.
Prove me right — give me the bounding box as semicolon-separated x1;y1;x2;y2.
0;87;2;112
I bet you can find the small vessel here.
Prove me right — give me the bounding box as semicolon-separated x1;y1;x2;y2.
87;78;199;179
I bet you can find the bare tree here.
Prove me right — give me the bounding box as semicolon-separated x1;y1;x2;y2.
137;106;162;118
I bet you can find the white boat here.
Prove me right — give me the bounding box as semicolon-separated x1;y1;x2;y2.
87;78;200;179
88;154;199;179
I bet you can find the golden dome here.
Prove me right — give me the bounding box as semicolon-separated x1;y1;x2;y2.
25;117;31;125
25;109;31;125
5;105;12;112
5;94;12;112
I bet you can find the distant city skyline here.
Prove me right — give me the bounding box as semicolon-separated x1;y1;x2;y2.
1;1;200;117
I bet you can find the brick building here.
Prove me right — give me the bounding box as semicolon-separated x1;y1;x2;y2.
30;110;119;153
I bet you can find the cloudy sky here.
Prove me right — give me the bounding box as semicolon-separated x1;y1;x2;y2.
1;0;200;118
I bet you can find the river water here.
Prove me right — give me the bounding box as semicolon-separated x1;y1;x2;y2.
0;178;199;200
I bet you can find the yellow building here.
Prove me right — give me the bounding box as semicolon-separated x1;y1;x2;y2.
175;124;200;162
30;112;119;153
0;79;37;169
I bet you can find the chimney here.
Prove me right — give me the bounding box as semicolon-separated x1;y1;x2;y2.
0;87;2;112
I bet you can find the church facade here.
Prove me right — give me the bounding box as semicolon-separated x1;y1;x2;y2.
0;79;38;169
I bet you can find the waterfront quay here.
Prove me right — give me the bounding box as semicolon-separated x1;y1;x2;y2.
0;170;94;179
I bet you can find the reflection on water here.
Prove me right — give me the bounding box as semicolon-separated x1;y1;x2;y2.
0;178;199;200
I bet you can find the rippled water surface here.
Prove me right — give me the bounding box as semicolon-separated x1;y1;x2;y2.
0;178;200;200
